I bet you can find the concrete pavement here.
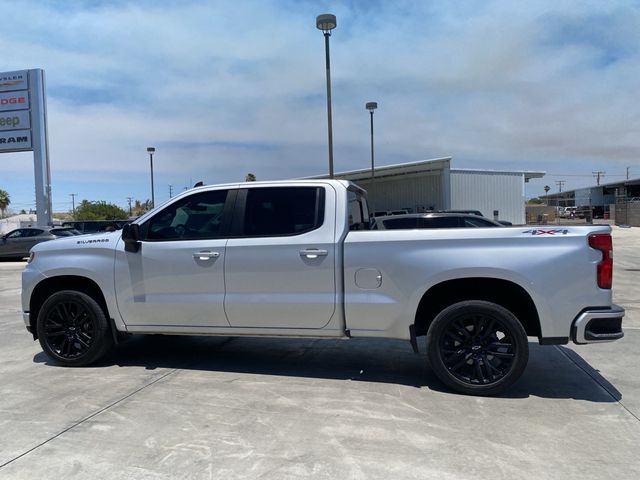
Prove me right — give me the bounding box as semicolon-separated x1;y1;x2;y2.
0;226;638;479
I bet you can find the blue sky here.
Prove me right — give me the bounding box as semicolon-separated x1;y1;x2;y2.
1;0;639;213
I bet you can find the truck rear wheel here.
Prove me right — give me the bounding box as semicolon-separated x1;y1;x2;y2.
36;290;113;366
426;300;528;396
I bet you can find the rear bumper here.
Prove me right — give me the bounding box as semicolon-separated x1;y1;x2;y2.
572;305;625;344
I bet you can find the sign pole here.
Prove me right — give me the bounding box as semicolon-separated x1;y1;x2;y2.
29;69;52;226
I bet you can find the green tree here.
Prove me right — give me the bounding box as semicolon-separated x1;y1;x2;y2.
74;200;127;220
0;189;10;218
131;199;153;217
527;197;545;205
245;173;256;182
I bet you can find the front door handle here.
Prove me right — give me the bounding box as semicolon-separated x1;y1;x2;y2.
299;249;328;259
193;251;220;260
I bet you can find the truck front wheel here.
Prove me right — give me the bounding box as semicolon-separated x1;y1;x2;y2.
426;300;529;396
36;290;114;366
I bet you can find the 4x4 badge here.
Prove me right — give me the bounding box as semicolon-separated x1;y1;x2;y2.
522;229;569;235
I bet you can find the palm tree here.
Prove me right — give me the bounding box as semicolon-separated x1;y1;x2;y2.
245;173;256;182
0;189;10;218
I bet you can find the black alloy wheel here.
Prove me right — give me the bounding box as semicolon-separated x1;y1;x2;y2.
37;290;113;366
427;300;529;396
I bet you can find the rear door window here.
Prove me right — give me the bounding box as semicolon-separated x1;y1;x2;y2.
241;187;324;237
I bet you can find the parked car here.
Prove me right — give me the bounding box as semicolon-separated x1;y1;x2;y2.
387;209;410;215
0;227;76;259
371;211;389;217
372;213;503;230
434;209;484;217
576;206;593;220
434;209;512;225
49;227;82;237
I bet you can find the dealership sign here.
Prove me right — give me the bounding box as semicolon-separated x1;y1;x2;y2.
0;70;28;92
0;71;34;152
0;110;30;131
0;69;51;225
0;130;31;149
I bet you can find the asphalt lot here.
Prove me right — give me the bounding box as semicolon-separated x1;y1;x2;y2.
1;226;639;479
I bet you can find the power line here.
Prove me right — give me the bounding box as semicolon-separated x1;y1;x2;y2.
544;173;626;177
555;180;566;192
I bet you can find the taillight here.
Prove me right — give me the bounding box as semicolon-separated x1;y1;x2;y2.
589;233;613;289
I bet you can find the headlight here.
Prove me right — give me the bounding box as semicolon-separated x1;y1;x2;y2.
27;252;35;264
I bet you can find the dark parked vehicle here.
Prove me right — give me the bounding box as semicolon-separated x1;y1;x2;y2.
0;227;78;259
371;213;503;230
434;209;512;226
576;206;605;219
576;206;593;220
61;220;128;233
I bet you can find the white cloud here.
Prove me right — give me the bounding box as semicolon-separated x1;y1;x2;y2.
1;0;639;208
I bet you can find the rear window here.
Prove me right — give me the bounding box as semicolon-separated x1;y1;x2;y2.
420;217;460;228
381;217;420;229
50;229;75;237
348;190;369;231
463;217;499;227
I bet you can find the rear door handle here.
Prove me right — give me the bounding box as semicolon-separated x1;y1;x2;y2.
299;249;328;259
193;251;220;260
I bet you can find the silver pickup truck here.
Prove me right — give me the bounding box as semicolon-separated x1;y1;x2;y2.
21;180;624;395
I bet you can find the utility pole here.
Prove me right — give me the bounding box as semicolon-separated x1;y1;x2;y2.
169;185;173;198
126;197;133;216
626;166;630;180
555;180;565;192
69;193;77;217
592;171;605;185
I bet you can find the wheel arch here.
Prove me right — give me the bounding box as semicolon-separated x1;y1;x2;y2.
29;276;110;339
414;277;541;339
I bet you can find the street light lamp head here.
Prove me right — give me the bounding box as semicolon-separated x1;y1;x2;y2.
316;14;337;33
366;102;378;111
147;147;156;153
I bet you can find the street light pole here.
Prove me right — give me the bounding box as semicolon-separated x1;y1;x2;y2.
366;102;378;178
147;147;156;209
316;14;337;178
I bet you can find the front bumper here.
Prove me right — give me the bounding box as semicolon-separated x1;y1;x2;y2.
572;305;625;344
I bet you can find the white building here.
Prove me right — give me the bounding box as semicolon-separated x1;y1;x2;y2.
321;157;544;225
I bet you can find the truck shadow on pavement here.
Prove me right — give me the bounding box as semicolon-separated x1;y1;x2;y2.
35;335;621;402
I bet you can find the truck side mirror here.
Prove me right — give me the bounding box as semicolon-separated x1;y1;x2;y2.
122;224;141;253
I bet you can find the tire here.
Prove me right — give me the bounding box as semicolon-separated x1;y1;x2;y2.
36;290;114;366
426;300;529;396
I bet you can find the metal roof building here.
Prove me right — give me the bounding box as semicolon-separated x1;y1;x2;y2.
542;177;640;208
313;157;545;225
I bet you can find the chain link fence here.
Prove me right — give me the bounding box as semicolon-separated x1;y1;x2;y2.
615;188;640;226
